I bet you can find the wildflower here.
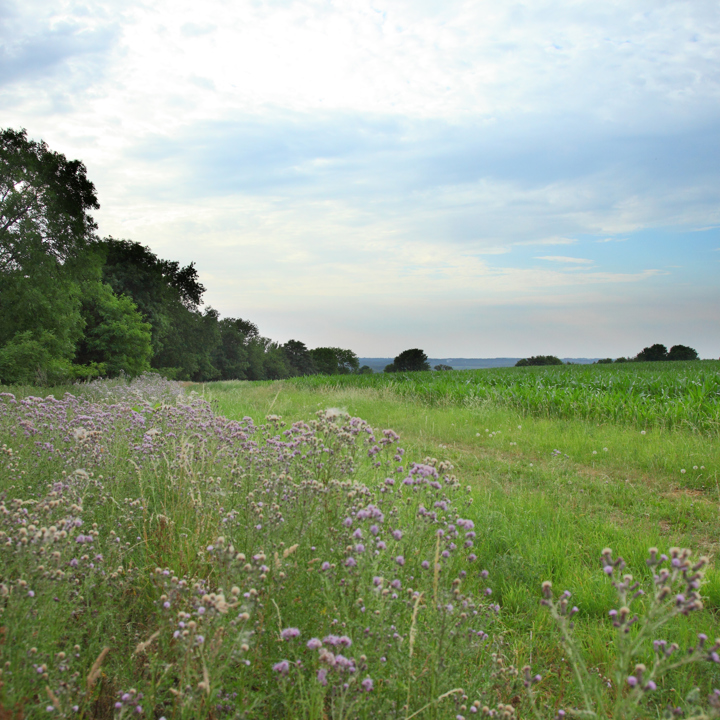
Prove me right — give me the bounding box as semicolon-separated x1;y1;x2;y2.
345;557;357;567
627;676;637;687
307;638;322;650
392;529;402;540
321;562;331;571
361;677;374;691
681;469;686;474
273;660;290;676
281;628;300;641
395;556;405;566
317;668;328;685
421;561;430;569
370;524;379;536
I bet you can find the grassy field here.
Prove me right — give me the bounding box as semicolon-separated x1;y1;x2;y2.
290;361;720;434
1;365;719;719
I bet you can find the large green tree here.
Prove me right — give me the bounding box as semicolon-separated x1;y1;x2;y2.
0;128;101;382
74;282;152;377
99;237;219;380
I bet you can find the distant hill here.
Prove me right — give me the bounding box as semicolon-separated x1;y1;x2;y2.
358;358;601;373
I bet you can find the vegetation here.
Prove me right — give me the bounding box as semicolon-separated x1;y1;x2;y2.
385;349;431;374
2;369;720;718
0;129;364;385
289;360;720;434
515;356;564;367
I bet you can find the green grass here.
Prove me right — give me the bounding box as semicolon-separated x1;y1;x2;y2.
199;373;720;712
287;360;720;434
2;366;720;719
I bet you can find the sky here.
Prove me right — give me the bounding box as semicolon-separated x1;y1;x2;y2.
2;0;720;358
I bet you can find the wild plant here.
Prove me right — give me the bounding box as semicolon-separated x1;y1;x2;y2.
528;547;720;719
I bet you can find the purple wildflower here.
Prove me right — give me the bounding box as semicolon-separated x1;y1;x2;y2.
273;660;290;676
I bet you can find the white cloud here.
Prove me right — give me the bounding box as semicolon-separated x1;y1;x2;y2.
535;256;594;264
2;0;719;355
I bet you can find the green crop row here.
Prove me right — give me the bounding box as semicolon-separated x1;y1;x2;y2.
290;361;720;434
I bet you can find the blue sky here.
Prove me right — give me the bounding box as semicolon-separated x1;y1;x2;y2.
3;0;719;357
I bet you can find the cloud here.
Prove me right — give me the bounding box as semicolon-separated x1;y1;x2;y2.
535;256;594;264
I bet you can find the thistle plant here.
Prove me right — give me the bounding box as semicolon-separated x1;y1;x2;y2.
532;547;720;719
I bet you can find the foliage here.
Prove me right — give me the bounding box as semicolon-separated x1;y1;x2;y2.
669;345;700;361
434;364;453;371
515;356;564;367
636;344;670;362
0;128;99;274
392;349;431;373
0;377;500;718
282;339;317;376
291;360;720;434
533;549;719;719
310;347;360;375
74;281;152;377
0;128;102;381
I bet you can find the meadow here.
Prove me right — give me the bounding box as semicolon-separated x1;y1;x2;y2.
1;362;720;719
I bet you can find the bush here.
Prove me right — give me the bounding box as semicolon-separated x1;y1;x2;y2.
515;355;564;367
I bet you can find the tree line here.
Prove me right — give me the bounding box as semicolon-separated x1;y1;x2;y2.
0;128;365;384
514;344;699;368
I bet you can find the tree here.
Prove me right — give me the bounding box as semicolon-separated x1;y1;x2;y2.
635;344;668;362
0;128;99;274
668;344;699;361
515;355;563;367
74;282;152;378
393;349;430;372
358;365;373;375
283;340;317;376
212;318;250;380
310;347;359;375
383;363;397;373
0;128;101;380
434;364;453;371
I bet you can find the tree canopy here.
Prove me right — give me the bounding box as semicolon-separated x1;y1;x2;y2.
387;348;430;373
515;355;564;367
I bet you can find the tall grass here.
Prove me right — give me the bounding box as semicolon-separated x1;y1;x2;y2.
2;373;720;718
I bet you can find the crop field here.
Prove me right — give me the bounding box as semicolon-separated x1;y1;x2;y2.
292;361;720;435
1;365;720;719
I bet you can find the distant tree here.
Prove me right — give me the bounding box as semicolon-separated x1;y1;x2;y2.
383;363;397;373
212;318;250;380
310;347;359;375
667;344;699;361
434;364;453;371
614;357;628;363
515;355;563;367
263;342;293;380
635;344;668;362
283;340;317;376
394;349;430;372
596;358;613;364
358;365;373;375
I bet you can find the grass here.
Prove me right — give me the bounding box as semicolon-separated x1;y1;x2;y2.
1;366;720;719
